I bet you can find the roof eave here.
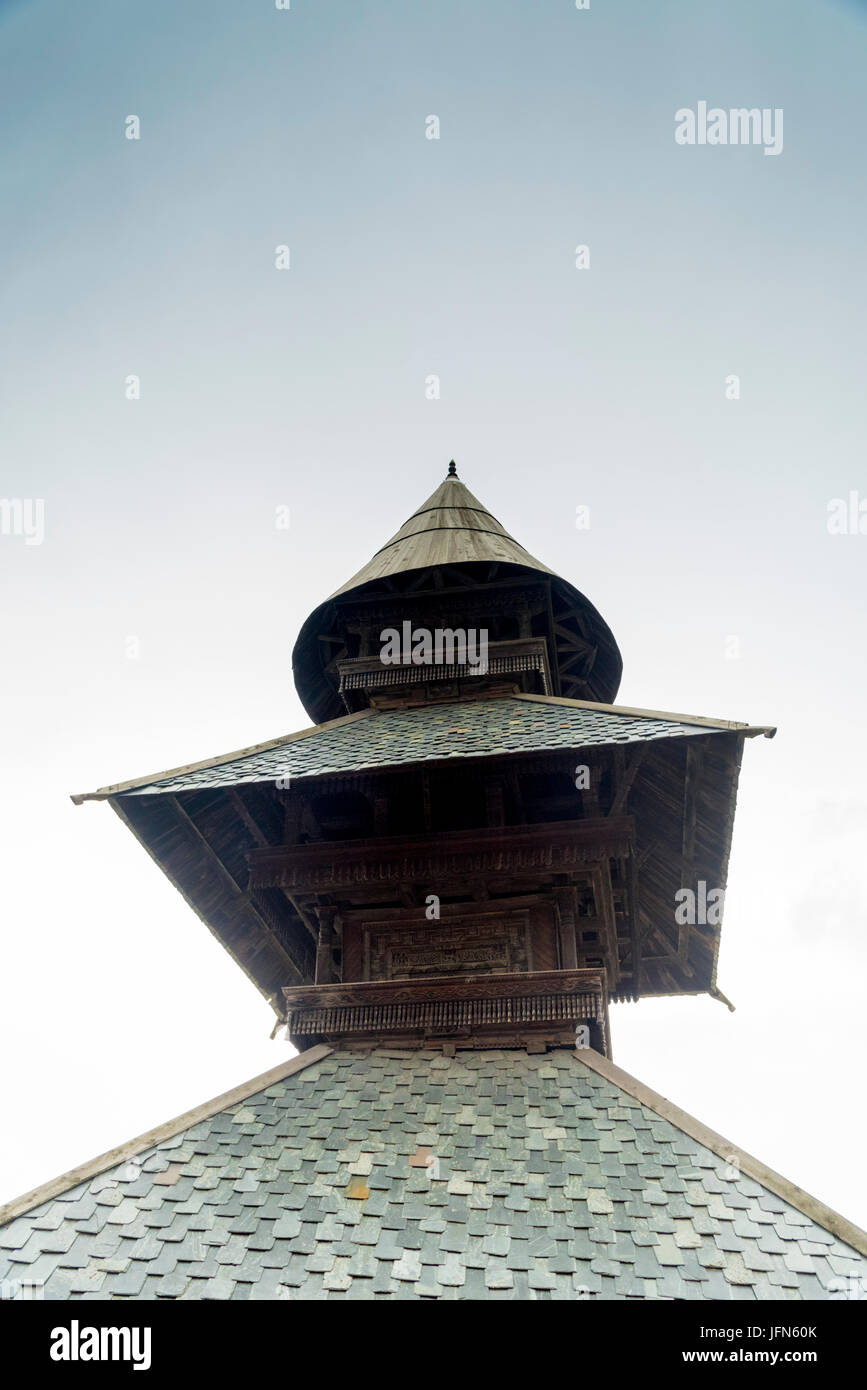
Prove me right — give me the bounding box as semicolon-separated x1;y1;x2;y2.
69;698;775;803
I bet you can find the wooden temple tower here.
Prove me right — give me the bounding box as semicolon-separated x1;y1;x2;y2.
5;462;865;1303
276;461;761;1055
77;462;772;1050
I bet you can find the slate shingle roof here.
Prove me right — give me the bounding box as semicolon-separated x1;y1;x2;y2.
114;699;735;796
2;1047;863;1301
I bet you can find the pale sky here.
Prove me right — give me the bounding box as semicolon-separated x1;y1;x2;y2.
2;0;866;1228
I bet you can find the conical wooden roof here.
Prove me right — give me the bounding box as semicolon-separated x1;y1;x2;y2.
328;468;559;596
293;463;622;722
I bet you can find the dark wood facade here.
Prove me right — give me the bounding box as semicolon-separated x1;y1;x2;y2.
77;468;772;1055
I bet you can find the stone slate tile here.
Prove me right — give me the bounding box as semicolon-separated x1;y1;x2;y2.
41;1269;83;1300
153;1270;191;1298
1;1046;863;1304
130;700;732;794
54;1245;91;1271
103;1264;150;1297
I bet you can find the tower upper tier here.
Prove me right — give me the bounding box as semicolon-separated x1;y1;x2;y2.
292;463;623;723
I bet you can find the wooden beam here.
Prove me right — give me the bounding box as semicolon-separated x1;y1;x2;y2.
640;909;695;978
557;651;591;676
485;777;505;827
283;793;302;844
230;789;275;848
678;742;701;962
609;746;645;817
627;852;642;996
507;770;524;823
552;622;593;651
373;791;389;835
314;905;338;984
278;888;321;948
553;886;579;970
682;742;700;861
230;790;319;951
168;796;307;984
405;567;434;593
249;817;635;893
592;860;620;986
544;579;560;696
642;836;702;880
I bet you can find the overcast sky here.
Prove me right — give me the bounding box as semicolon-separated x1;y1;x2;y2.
2;0;866;1229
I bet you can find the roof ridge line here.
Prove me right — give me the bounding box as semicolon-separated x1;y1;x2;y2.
577;1048;867;1259
511;692;776;737
0;1046;334;1227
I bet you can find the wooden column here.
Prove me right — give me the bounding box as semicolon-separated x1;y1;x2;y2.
485;776;505;827
283;794;302;845
315;905;338;984
554;886;579;970
373;789;389;835
678;741;701;962
592;861;620;988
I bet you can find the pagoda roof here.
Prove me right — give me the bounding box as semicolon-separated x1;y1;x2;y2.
72;694;774;800
329;472;563;592
292;465;624;721
69;694;775;1008
2;1044;864;1300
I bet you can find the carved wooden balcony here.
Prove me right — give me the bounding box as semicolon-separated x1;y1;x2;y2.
282;967;609;1054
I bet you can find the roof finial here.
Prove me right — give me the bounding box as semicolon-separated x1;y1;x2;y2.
447;459;458;478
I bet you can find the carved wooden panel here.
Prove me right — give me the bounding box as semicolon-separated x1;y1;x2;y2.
363;914;530;982
248;818;634;892
341;901;559;984
532;906;559;973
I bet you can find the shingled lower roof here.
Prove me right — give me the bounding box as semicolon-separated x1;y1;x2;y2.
2;1046;863;1301
72;695;773;801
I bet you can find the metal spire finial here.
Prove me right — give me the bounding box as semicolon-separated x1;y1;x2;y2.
447;460;458;478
